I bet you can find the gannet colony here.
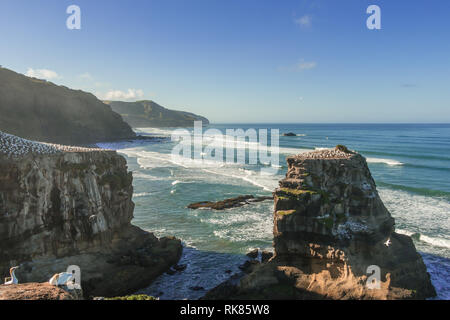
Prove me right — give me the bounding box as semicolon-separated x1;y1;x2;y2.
0;131;105;157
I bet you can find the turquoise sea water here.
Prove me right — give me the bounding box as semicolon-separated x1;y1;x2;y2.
98;123;450;300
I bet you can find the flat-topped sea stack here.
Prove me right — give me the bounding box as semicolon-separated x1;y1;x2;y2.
0;131;182;298
205;146;436;300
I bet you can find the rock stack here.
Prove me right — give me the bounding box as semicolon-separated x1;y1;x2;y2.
205;146;436;300
0;133;182;298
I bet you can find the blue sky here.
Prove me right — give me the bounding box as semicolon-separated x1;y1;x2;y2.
0;0;449;123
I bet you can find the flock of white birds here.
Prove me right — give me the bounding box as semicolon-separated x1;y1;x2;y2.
0;131;104;157
295;148;354;160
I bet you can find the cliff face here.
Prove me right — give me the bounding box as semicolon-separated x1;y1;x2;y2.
0;67;136;145
0;132;182;297
106;100;210;128
205;146;436;300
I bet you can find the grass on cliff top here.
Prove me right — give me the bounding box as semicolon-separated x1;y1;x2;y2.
277;187;330;204
279;188;318;196
105;294;157;300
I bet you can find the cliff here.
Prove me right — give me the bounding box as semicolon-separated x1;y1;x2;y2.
0;67;136;145
105;100;209;127
205;146;436;300
0;131;182;298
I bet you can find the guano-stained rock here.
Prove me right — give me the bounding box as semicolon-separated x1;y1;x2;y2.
204;146;436;300
0;132;182;298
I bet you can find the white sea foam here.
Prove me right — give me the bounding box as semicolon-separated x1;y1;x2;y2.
132;172;163;180
396;229;450;249
133;192;152;198
202;168;278;192
366;157;404;166
207;202;273;242
134;127;174;136
380;188;450;255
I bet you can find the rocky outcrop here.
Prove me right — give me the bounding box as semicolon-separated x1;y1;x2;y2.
205;146;436;300
0;132;182;298
106;100;209;128
188;195;272;210
0;283;82;300
0;67;136;145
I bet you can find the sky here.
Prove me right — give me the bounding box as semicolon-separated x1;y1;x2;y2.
0;0;449;123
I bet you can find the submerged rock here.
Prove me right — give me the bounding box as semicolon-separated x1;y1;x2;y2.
188;195;272;210
204;146;436;300
0;133;182;298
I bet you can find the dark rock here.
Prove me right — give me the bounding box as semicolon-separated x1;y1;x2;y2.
166;268;177;275
238;260;259;273
246;249;259;259
189;286;205;291
188;195;272;210
283;132;297;137
261;251;273;263
204;148;436;300
0;138;183;298
173;264;187;271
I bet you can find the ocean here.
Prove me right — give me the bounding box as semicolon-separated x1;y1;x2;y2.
98;123;450;300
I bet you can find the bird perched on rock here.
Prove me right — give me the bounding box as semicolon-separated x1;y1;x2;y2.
384;238;392;247
49;272;74;286
3;266;19;285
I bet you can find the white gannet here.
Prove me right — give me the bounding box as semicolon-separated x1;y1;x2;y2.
384;238;392;247
49;272;74;286
3;266;19;285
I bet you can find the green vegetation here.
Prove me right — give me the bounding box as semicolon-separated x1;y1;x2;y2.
106;100;209;128
279;188;318;197
276;210;296;216
105;294;157;300
278;187;330;205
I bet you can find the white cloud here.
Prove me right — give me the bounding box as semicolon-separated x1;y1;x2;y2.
279;59;317;72
295;15;312;28
295;60;317;70
101;89;144;101
78;72;93;81
25;68;60;80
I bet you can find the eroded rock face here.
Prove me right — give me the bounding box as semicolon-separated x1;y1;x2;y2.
205;147;436;300
273;147;395;262
0;136;182;298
